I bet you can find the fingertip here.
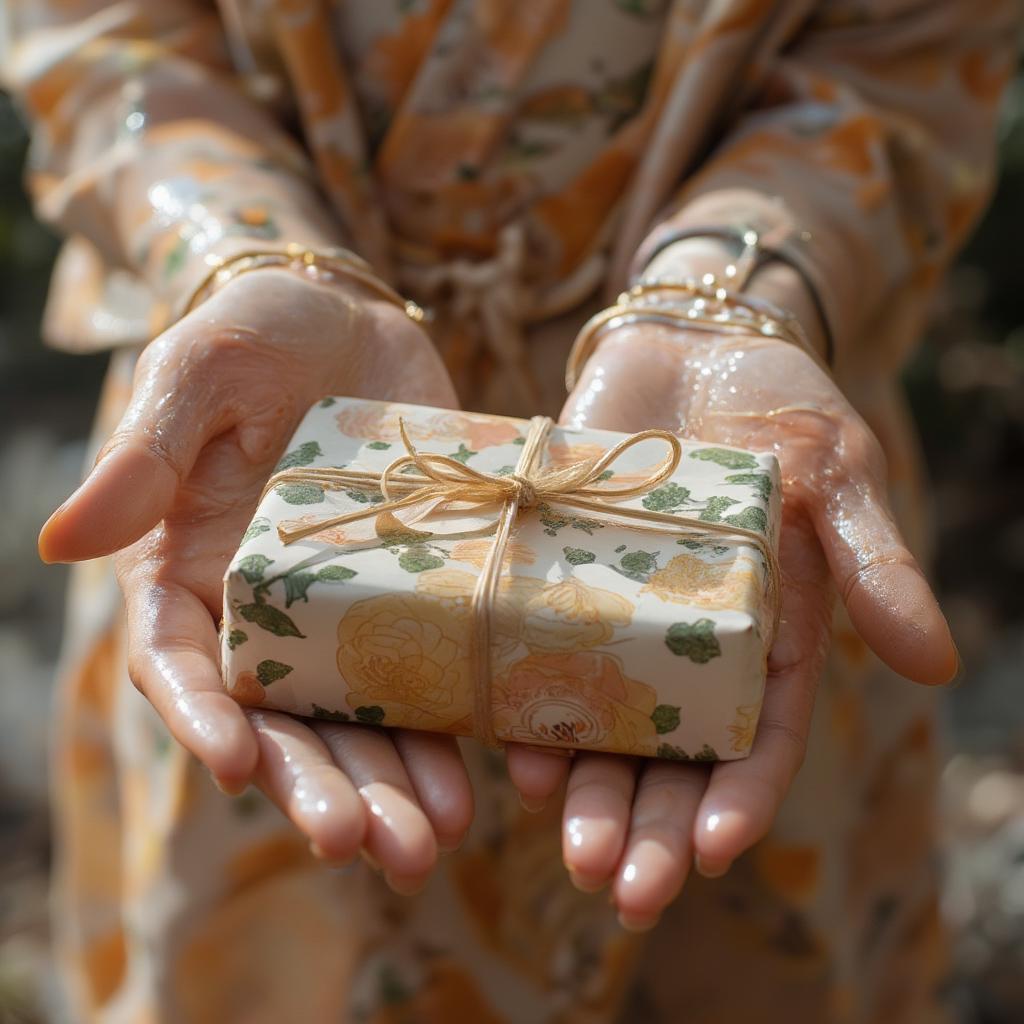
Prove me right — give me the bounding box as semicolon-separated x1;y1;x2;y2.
846;562;958;685
693;807;752;870
506;743;571;803
200;712;260;790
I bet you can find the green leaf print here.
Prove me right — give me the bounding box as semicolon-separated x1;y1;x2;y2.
317;397;336;408
494;465;515;476
656;742;689;761
256;659;293;685
620;549;658;577
689;447;758;470
725;472;773;502
355;705;386;725
562;546;596;565
241;517;272;544
537;503;604;538
317;565;357;583
398;547;446;573
276;482;325;505
642;483;690;512
448;444;477;465
677;538;704;551
311;704;350;722
345;487;383;504
163;235;189;279
283;570;318;607
724;507;769;535
614;544;627;554
366;440;391;451
651;704;681;735
698;495;739;523
226;629;248;651
275;440;323;472
664;618;721;664
656;742;718;762
512;436;526;446
238;602;306;638
237;554;274;584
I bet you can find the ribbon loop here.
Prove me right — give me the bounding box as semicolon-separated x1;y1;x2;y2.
258;414;780;750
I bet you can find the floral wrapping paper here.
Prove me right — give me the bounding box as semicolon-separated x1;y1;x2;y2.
221;398;781;760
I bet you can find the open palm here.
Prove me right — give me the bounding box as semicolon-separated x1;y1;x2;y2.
506;324;957;930
41;269;474;891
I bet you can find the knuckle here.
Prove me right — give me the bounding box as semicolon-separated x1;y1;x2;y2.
845;420;887;480
756;717;808;770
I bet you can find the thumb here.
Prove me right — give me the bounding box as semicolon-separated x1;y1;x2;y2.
40;338;225;563
810;479;958;687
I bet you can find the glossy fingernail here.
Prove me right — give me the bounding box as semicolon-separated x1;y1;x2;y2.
310;842;356;869
618;911;660;933
360;848;382;873
945;646;965;688
694;854;731;879
519;793;546;814
568;869;606;894
212;773;247;797
385;872;428;896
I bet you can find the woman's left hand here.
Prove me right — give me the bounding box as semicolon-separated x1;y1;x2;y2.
504;322;958;931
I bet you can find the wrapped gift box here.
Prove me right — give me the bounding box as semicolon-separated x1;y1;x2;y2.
221;397;781;760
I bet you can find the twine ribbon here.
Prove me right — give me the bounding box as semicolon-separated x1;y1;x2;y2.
260;417;781;748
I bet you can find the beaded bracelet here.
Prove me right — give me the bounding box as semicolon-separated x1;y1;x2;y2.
175;243;427;327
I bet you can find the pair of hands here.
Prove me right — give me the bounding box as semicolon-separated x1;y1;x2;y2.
40;268;957;928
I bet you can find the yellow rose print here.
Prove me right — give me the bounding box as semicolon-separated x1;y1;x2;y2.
415;568;543;660
492;651;658;755
334;405;520;451
642;553;761;612
521;577;633;652
727;702;761;753
336;593;473;732
450;537;536;570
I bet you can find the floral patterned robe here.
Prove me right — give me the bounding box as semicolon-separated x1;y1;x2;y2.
2;1;1018;1021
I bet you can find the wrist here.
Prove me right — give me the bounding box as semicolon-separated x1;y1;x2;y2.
640;237;829;364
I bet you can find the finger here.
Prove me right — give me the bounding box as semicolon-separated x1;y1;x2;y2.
121;570;258;789
39;330;235;563
313;723;438;892
809;439;957;686
391;730;474;852
612;760;708;931
694;514;830;874
248;710;366;864
562;753;639;891
505;742;573;812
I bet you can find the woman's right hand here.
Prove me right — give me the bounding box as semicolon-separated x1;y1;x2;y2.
40;268;474;892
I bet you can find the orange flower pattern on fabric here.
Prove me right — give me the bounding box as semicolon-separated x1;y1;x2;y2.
7;0;1015;1018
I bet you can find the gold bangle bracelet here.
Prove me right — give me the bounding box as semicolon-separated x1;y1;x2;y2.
174;243;427;328
565;296;827;392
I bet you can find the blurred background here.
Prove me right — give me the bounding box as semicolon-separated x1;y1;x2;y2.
0;61;1023;1023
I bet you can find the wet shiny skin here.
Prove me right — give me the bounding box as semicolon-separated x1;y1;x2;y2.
40;279;955;925
508;323;956;930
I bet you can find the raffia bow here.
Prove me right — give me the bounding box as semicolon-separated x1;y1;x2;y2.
260;416;781;749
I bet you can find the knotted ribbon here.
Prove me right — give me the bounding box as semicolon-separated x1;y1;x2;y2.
260;416;781;748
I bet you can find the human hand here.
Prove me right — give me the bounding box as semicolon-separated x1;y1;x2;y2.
506;323;957;928
40;269;473;890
